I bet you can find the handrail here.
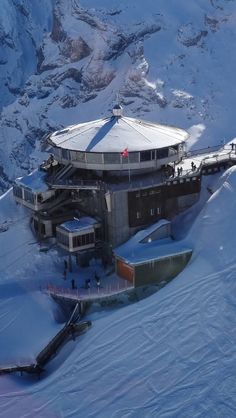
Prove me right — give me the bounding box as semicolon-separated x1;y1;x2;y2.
185;143;223;157
46;282;133;301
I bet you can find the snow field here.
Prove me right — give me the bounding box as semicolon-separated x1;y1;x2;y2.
0;167;236;416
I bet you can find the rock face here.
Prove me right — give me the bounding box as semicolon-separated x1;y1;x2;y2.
0;0;236;192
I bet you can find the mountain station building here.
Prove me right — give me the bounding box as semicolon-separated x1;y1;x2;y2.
13;105;200;264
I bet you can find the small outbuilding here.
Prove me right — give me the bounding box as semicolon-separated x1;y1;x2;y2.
56;217;101;253
114;219;192;287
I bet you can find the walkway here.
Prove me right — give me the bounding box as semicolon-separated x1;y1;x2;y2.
46;277;133;303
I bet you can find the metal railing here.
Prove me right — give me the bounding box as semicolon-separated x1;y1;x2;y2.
46;281;133;301
184;143;223;158
49;178;102;190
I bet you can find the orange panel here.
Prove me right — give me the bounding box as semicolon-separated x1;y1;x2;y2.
117;260;134;283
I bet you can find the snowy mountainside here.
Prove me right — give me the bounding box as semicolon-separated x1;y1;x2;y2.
1;0;236;191
0;165;236;415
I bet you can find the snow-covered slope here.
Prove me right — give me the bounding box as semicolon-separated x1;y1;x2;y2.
1;0;236;191
0;166;236;416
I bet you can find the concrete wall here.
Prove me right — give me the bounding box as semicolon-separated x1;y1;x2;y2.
107;190;130;247
165;193;199;218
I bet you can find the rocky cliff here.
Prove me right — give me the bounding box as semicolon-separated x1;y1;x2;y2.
0;0;236;192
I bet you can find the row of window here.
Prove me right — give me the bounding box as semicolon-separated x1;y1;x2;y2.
24;189;35;204
57;231;70;247
136;208;161;219
58;146;180;164
135;188;161;198
72;232;95;248
13;185;37;204
13;185;23;199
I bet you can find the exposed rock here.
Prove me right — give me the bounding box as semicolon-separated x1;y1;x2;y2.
42;68;82;90
37;46;58;73
82;67;115;93
61;37;92;62
14;1;29;18
205;15;219;31
73;6;107;31
178;23;208;47
107;9;122;16
51;10;67;43
105;24;161;60
0;27;15;49
59;95;78;108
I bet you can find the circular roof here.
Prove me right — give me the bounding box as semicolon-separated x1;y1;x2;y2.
50;115;189;153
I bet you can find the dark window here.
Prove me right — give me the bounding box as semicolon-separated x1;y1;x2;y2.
129;152;139;163
128;186;163;227
157;148;168;159
57;231;70;247
61;148;70;160
24;189;35;204
95;227;102;240
104;153;120;164
86;153;103;164
13;185;23;199
140;150;155;161
72;232;95;248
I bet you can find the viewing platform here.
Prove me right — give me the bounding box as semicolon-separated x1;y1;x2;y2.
46;276;133;305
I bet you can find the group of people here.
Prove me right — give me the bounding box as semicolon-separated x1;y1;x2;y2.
63;259;76;289
85;272;101;290
63;258;102;291
176;166;183;176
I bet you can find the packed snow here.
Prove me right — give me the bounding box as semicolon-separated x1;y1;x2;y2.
0;166;236;416
1;1;236;416
50;115;188;152
1;0;236;189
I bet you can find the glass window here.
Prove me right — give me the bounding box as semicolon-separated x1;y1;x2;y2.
61;148;70;160
140;150;151;161
104;153;121;164
70;151;85;162
140;150;155;161
24;189;35;204
13;185;23;199
169;147;178;156
157;148;168;159
53;147;60;158
129;152;139;163
57;231;69;247
72;232;95;248
86;153;103;164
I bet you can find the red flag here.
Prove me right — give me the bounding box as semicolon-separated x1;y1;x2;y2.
121;147;128;158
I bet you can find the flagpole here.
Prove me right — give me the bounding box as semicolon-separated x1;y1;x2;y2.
128;152;131;183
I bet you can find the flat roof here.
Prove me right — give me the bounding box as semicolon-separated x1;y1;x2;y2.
50;116;189;153
114;222;192;265
58;217;99;233
15;170;49;192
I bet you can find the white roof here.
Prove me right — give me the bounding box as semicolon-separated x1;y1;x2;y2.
114;220;192;265
50;116;189;153
58;217;99;233
130;219;171;243
15;170;49;192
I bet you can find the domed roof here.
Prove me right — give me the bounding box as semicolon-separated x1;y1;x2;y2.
50;114;189;153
